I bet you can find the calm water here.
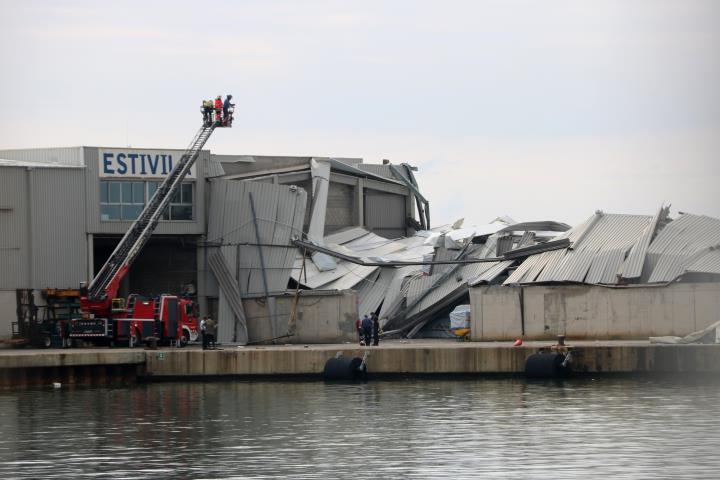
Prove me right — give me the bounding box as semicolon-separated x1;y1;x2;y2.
1;376;719;479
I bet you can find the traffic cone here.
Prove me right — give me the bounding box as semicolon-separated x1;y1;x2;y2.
513;338;523;346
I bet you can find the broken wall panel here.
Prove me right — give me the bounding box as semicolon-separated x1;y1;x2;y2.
207;179;307;297
207;179;307;343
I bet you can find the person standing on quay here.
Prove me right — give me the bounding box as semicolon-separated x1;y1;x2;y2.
372;313;380;346
200;316;208;350
361;314;373;347
206;315;217;350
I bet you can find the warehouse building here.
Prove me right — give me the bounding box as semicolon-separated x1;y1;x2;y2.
0;147;423;340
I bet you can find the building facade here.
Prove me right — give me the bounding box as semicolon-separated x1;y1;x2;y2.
0;147;420;339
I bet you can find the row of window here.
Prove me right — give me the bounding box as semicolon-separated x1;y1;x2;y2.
100;181;194;221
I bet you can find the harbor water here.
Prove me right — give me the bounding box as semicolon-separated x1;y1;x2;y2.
0;376;719;479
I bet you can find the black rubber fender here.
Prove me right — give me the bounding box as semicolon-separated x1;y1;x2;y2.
525;352;571;378
323;356;368;381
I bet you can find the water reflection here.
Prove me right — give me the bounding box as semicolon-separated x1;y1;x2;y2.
1;376;719;478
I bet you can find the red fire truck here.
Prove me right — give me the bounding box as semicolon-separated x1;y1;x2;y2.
70;104;233;347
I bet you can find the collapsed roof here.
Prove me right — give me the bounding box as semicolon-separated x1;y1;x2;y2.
295;205;720;338
206;155;720;341
505;207;720;285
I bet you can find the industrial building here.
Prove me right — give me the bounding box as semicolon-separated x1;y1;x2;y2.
3;146;719;347
0;147;424;341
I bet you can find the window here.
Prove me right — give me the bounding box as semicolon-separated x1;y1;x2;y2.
100;181;194;221
100;181;144;220
148;181;194;220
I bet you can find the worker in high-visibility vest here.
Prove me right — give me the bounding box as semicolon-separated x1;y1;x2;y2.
201;100;213;126
214;96;222;124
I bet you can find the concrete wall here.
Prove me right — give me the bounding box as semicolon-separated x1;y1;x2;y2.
470;282;720;341
325;182;354;233
240;290;358;344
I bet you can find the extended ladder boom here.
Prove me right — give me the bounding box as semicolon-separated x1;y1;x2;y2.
87;123;217;300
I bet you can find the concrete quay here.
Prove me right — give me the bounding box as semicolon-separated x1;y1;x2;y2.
1;340;718;388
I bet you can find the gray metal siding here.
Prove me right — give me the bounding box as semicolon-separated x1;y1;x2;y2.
0;166;86;289
364;189;406;239
31;168;87;288
0;168;30;288
207;179;307;297
84;147;207;235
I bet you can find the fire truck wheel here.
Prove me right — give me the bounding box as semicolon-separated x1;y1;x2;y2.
180;330;190;348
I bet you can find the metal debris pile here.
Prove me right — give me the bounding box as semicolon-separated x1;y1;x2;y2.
295;206;720;338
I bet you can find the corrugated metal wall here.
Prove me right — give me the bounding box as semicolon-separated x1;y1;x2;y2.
0;166;87;289
364;189;406;239
0;168;30;287
207;179;308;297
0;147;83;166
206;179;307;343
31;168;87;287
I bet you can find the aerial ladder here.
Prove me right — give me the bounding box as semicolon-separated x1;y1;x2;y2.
73;103;234;346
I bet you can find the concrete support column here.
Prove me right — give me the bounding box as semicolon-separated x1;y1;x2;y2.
406;192;416;236
355;178;364;227
196;234;208;315
25;168;34;288
86;233;94;282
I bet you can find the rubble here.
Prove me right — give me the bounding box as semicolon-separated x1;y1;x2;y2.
292;205;720;339
205;155;720;342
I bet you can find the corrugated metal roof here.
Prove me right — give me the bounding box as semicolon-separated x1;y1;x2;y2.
684;247;720;275
357;267;396;316
406;260;505;318
646;214;720;282
504;212;652;285
0;147;83;166
324;227;369;245
355;163;405;181
497;221;571;233
619;206;669;280
468;260;515;286
584;249;624;284
0;159;84;169
378;266;422;321
204;156;226;178
328;159;404;185
317;264;378;290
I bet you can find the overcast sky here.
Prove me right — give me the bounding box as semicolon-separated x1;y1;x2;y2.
1;0;718;227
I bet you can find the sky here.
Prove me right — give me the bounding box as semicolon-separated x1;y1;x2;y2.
0;0;718;227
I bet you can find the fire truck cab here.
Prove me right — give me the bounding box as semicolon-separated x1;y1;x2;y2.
72;294;199;347
125;294;199;347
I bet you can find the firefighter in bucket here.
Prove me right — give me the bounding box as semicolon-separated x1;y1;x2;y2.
201;95;234;127
222;94;235;127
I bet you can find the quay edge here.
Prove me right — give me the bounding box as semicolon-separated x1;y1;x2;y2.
0;342;719;388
